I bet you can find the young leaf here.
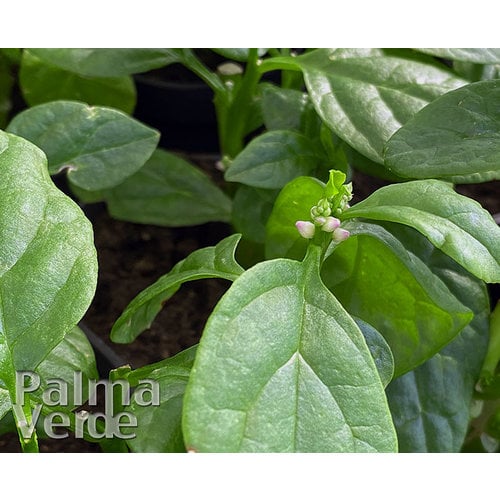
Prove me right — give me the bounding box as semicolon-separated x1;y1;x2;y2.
414;48;500;64
265;176;325;260
103;149;232;226
111;235;244;344
0;131;97;446
384;224;490;452
7;100;159;191
123;346;197;453
384;80;500;183
294;48;467;163
26;48;174;78
342;180;500;283
20;50;136;114
183;245;397;452
322;221;472;376
224;130;320;189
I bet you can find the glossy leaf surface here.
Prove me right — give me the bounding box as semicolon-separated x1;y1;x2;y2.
385;224;490;452
183;246;397;452
385;80;500;183
27;48;172;77
104;149;232;226
343;180;500;283
322;221;472;375
7;100;159;190
20;50;136;114
224;130;319;189
414;48;500;64
111;235;244;344
0;130;97;400
295;48;467;163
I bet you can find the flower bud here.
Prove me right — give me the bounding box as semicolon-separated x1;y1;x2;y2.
332;227;350;242
321;216;341;233
313;216;327;226
295;221;315;239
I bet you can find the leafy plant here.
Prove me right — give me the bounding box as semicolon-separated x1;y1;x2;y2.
0;48;500;452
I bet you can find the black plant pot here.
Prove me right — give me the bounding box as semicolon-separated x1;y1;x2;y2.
133;74;220;154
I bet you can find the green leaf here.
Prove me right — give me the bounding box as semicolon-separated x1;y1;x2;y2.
212;48;268;62
384;80;500;183
260;85;309;131
353;318;394;388
322;221;472;376
295;48;467;163
123;346;196;453
7;100;159;191
27;48;173;78
0;131;97;442
103;149;232;226
20;50;136;114
384;224;490;452
111;234;244;344
224;130;320;189
232;185;278;243
342;180;500;283
414;48;500;64
265;176;325;260
183;245;397;452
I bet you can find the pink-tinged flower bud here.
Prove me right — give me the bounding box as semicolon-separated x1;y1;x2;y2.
332;227;350;242
321;216;341;233
313;216;327;226
295;221;315;239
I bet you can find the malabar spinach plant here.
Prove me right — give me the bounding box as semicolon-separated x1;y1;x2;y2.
0;48;500;452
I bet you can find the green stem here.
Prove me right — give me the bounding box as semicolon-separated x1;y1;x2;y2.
481;301;500;381
219;48;262;158
12;402;39;453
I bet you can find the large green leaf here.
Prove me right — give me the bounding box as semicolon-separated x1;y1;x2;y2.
20;50;136;114
384;80;500;183
7;100;159;191
111;235;244;344
123;346;196;453
265;176;325;260
104;149;232;226
384;224;490;452
27;48;173;78
414;48;500;64
224;130;320;189
183;245;397;452
322;221;472;376
0;131;97;442
342;180;500;283
294;48;467;163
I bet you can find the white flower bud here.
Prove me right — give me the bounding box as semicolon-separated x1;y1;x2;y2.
332;227;350;242
321;216;341;233
295;221;315;239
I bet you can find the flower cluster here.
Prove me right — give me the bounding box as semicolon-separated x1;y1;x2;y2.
295;173;353;243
